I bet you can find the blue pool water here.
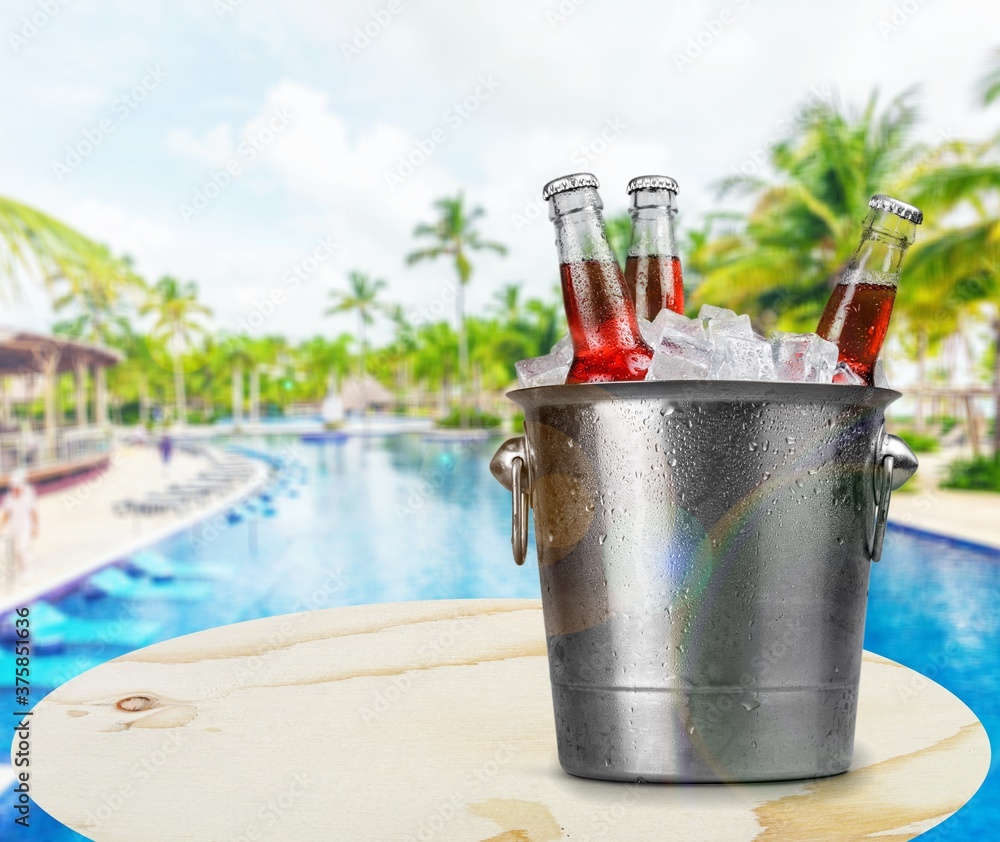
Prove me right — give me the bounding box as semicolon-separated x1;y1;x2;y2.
2;433;996;839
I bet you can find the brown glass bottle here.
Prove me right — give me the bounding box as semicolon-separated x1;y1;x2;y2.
624;175;684;321
543;173;653;383
816;195;922;385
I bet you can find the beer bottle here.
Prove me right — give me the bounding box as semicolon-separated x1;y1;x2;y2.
543;173;654;383
817;194;922;385
624;175;684;320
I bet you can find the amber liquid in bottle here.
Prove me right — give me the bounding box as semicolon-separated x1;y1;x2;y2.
816;282;896;385
560;259;653;383
624;254;684;321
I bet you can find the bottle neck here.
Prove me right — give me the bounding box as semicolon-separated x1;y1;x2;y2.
549;186;618;265
843;208;916;287
627;188;678;258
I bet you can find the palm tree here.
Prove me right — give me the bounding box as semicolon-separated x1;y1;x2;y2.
140;277;212;424
298;334;354;398
901;56;1000;457
49;255;146;345
325;270;386;378
977;48;1000;107
0;195;137;308
524;292;565;357
690;82;1000;456
217;334;255;430
405;193;507;411
690;91;926;332
491;282;523;325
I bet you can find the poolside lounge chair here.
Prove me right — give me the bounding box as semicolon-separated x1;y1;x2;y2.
83;567;213;601
0;600;160;649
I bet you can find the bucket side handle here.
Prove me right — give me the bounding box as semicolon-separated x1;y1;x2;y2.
490;437;530;566
870;432;918;562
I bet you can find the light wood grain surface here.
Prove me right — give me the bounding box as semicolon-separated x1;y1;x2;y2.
26;599;990;841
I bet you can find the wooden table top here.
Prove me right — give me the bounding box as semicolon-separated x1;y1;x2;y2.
27;599;990;841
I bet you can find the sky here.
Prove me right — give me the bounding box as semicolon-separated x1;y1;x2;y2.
1;0;998;348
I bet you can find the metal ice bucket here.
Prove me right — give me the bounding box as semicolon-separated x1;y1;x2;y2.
490;381;917;782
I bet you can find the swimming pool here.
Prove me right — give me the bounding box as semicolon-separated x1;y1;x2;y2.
2;433;996;839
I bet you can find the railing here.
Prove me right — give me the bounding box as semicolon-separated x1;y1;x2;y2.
0;426;113;476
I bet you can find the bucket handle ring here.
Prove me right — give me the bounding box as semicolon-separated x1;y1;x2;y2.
490;437;530;565
870;432;918;562
492;430;917;567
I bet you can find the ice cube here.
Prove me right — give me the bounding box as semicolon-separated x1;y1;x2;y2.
516;352;570;387
832;361;865;386
698;304;738;322
646;328;713;381
638;317;655;346
771;332;839;384
874;357;889;389
705;313;754;342
549;334;574;363
640;309;705;346
710;334;776;381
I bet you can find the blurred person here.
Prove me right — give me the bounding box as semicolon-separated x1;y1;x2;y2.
1;469;39;582
159;432;173;474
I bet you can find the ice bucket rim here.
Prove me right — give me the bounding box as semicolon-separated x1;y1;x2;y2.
507;380;901;410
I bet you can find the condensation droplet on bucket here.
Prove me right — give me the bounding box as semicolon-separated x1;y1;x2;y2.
599;534;607;545
741;700;761;712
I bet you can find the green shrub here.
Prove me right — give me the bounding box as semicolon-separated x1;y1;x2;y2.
942;456;1000;492
512;412;524;434
437;407;502;429
891;429;939;453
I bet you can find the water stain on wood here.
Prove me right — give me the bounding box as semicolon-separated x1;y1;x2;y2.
468;798;563;841
117;604;543;665
753;724;983;840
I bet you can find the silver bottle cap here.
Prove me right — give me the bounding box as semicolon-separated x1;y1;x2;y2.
542;172;599;200
627;175;679;195
869;194;922;224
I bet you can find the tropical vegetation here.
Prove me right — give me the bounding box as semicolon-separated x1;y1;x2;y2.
1;52;999;478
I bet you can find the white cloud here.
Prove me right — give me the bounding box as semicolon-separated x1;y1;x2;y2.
61;199;176;260
4;0;1000;351
164;123;234;166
